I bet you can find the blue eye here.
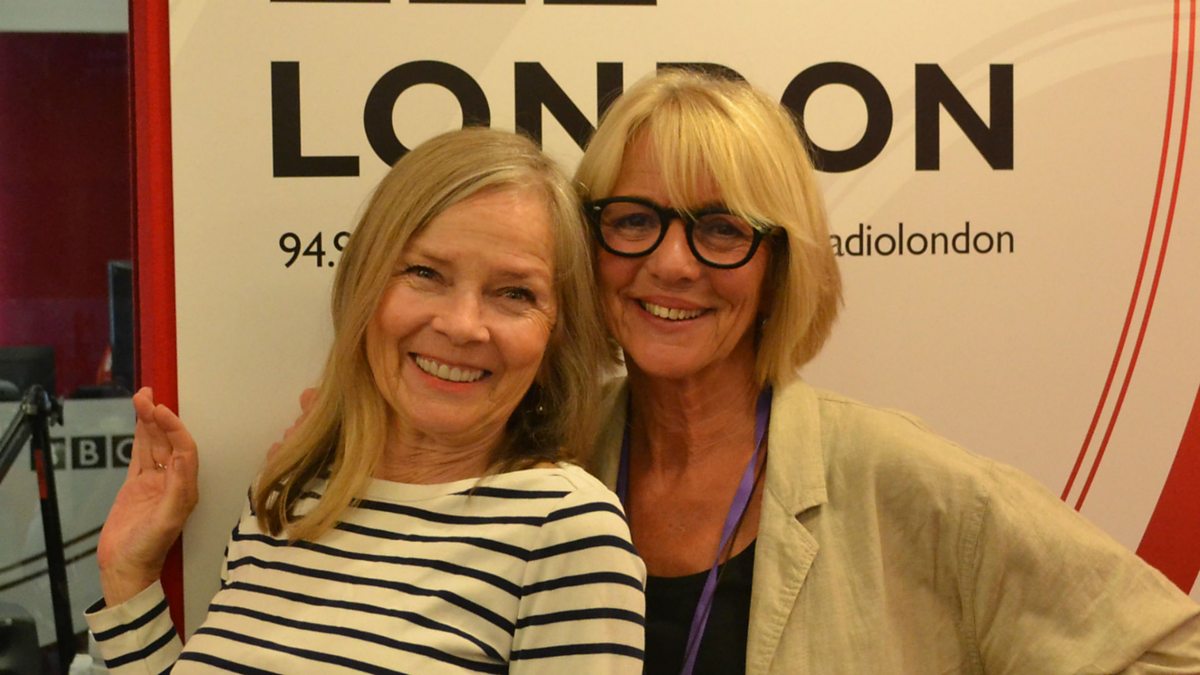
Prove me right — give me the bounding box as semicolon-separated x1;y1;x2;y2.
696;214;753;241
615;213;656;230
600;203;660;239
402;265;438;280
501;287;536;303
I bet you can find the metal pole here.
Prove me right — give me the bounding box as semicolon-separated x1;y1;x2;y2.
26;386;74;671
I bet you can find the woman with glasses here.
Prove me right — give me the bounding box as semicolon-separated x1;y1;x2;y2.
576;69;1200;674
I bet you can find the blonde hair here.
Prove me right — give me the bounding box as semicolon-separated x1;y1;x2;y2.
575;69;842;385
255;127;612;540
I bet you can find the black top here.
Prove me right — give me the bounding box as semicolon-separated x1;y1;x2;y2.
643;541;756;675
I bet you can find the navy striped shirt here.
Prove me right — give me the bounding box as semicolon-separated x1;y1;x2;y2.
86;463;646;673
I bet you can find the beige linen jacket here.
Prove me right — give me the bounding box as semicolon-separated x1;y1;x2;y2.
590;377;1200;675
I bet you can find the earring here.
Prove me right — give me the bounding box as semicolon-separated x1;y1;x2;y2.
524;383;548;417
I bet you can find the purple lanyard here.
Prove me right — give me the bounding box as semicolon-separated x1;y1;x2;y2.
616;386;772;675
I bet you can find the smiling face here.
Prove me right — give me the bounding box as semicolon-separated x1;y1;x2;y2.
598;134;771;384
365;187;557;452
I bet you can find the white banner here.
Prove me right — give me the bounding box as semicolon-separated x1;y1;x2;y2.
167;0;1200;629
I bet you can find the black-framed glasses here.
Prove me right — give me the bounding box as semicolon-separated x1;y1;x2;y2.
585;196;773;269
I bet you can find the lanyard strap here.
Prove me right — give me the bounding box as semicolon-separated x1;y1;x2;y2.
617;386;772;675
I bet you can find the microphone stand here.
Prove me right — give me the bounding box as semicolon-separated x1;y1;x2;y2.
0;385;74;671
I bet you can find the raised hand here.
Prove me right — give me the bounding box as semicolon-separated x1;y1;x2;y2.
96;387;199;606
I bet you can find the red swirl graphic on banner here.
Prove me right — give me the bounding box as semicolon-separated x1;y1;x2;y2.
1062;0;1197;592
1139;386;1200;593
1136;0;1200;595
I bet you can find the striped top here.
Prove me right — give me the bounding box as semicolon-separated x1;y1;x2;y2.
86;463;646;673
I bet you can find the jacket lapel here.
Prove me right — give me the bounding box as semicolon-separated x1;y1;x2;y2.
745;379;827;675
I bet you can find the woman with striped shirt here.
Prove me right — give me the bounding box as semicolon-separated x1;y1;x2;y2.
86;128;646;673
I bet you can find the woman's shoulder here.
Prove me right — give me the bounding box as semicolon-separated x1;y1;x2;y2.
482;464;636;556
483;462;624;510
796;382;998;480
787;382;1125;551
773;379;1049;515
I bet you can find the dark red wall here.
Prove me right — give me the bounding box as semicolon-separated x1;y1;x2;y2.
0;32;132;396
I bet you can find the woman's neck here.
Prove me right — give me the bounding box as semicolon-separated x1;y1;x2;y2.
376;426;501;484
622;358;768;577
626;362;762;476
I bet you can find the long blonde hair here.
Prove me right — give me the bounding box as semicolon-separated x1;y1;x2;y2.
576;69;843;385
254;128;612;540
